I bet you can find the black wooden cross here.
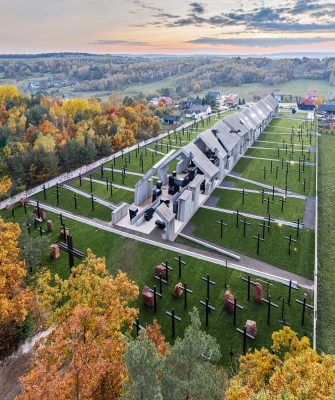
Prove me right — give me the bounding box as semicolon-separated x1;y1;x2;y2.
166;309;181;338
293;218;301;238
200;298;215;327
154;274;167;294
100;164;104;179
241;275;256;301
132;318;144;336
216;219;228;238
58;234;84;272
240;217;250;237
262;295;278;324
253;233;264;254
174;255;186;279
89;174;93;193
181;283;193;309
275;165;279;180
235;209;240;228
54;183;61;206
27;223;32;235
36;200;42;220
38;225;45;236
279;196;286;213
258;220;269;240
79;173;82;186
72;193;78;210
296;295;313;325
265;196;273;214
277;296;289;320
42;184;47;200
23;202;27;215
148;285;162;313
105;177;109;190
283;279;298;304
240;189;248;205
161;260;173;283
201;275;216;300
90;194;95;211
59;213;65;227
227;298;243;325
236;326;255;355
284;234;297;255
260;189;265;204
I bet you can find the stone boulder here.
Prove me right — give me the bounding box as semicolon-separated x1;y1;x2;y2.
173;282;183;298
60;227;69;239
47;220;54;232
155;264;167;280
253;282;263;305
245;320;257;337
50;244;60;260
224;291;235;312
142;286;154;307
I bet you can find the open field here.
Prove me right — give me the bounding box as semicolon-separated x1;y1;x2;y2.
0;204;313;365
183;208;314;279
210;188;305;221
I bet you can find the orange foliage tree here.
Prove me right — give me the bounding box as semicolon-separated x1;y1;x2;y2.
145;319;168;357
0;219;32;355
18;250;139;400
226;326;335;400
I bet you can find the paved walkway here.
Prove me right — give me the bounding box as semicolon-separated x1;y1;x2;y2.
251;146;311;153
201;204;302;228
227;173;305;198
26;199;313;289
304;196;316;230
63;184;116;209
83;177;135;192
146;147;165;156
104;167;144;177
243;155;316;166
217;185;306;200
256;140;310;148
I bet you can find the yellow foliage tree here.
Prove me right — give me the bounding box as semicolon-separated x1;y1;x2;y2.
33;133;56;153
314;97;325;105
18;250;139;400
0;85;21;103
226;326;335;400
0;175;12;194
61;98;90;119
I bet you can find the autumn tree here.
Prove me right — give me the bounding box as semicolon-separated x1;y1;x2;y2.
0;85;21;103
18;250;139;400
226;326;335;400
0;218;32;355
145;319;167;357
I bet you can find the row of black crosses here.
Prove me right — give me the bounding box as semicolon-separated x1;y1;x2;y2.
216;212;302;256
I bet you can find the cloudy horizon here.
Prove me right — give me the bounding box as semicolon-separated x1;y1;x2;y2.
1;0;335;55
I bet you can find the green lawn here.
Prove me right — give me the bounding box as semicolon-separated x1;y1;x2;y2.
32;186;112;222
233;157;315;196
0;204;313;365
71;179;135;205
210;188;305;221
246;147;316;163
317;132;335;354
186;208;314;279
253;141;307;150
90;169;139;188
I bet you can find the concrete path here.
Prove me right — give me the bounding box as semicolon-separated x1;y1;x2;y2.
304;196;316;229
242;155;316;166
201;204;303;228
62;184;116;209
26;199;313;289
146;147;165;156
83;177;135;192
227;172;305;197
217;185;307;200
251;146;311;153
104;167;144;177
256;140;310;148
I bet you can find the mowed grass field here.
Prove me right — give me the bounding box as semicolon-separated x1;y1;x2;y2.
317;132;335;354
0;204;313;365
210;188;305;221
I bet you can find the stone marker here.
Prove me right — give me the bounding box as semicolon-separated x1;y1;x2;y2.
47;220;54;232
60;227;70;239
245;320;257;337
253;283;263;304
41;211;47;221
173;282;184;298
155;264;167;280
50;244;60;259
224;291;234;312
142;286;154;307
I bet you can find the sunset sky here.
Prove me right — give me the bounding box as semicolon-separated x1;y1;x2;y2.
1;0;335;54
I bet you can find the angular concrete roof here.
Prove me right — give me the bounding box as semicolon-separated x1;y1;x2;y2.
223;113;250;138
183;142;219;179
197;129;228;158
211;120;241;153
156;203;175;223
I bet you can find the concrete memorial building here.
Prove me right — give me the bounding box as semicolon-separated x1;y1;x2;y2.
113;95;278;241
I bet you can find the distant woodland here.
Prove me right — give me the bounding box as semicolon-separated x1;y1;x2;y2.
0;54;335;97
